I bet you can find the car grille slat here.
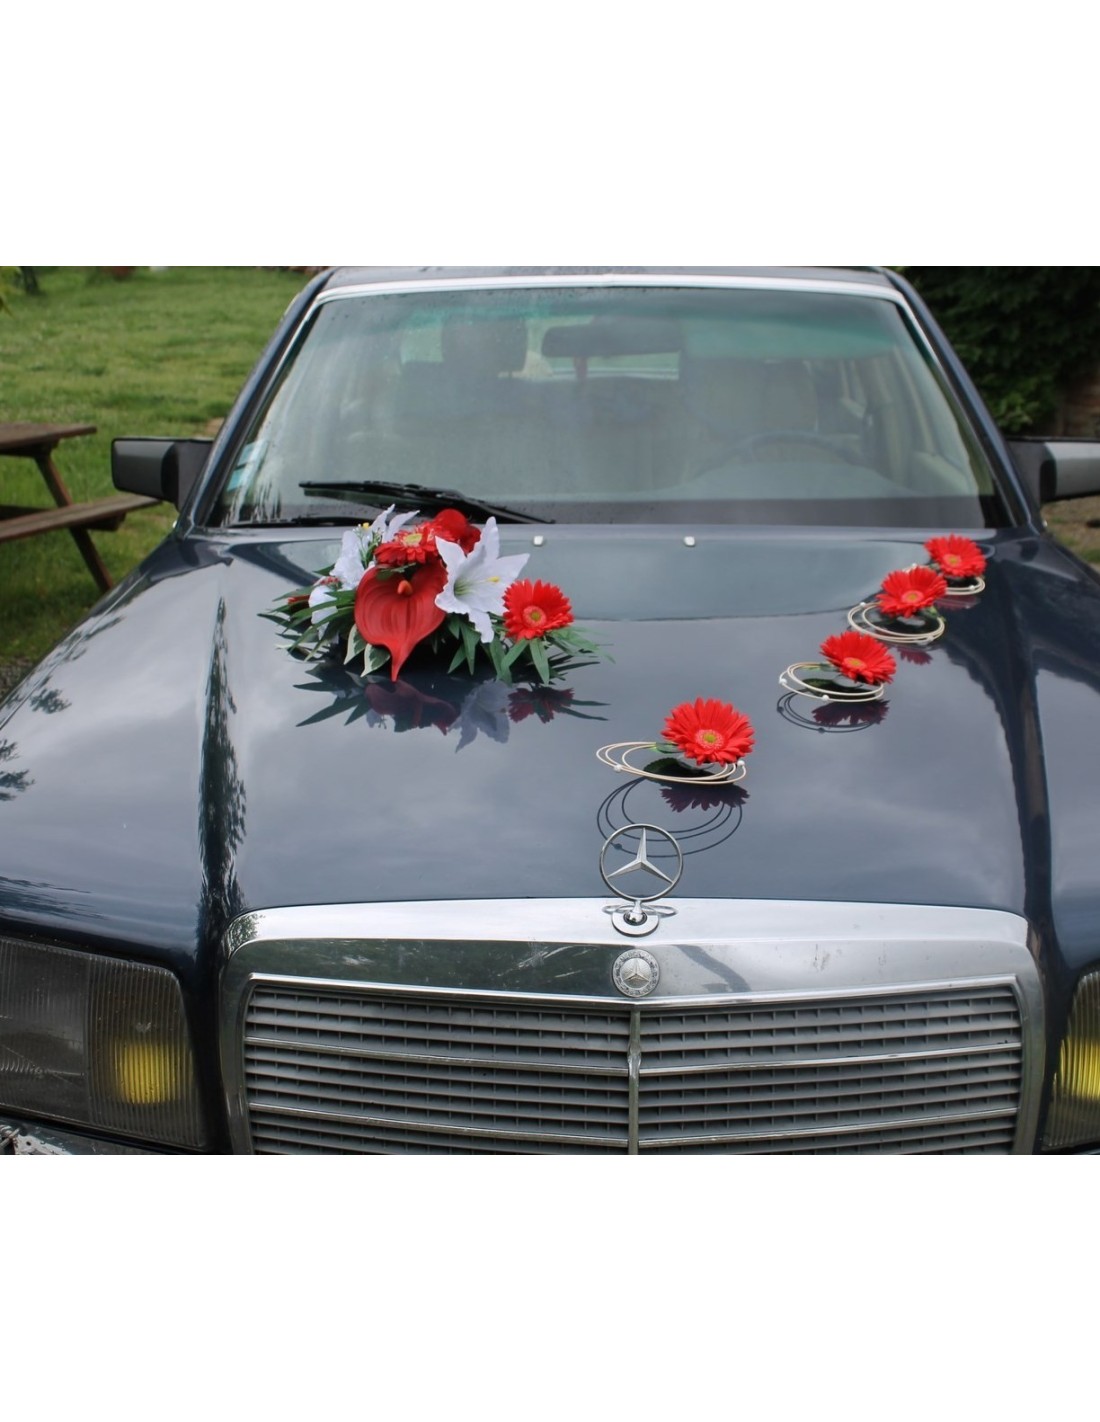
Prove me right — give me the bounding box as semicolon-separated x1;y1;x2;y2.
241;983;1024;1153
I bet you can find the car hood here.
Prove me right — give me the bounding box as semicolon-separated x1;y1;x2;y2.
3;524;1100;975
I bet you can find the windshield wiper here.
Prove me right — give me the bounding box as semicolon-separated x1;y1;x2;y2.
298;479;552;525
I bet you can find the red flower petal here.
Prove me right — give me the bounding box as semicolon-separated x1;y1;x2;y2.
503;580;574;641
877;566;947;619
924;535;986;579
354;563;447;680
428;508;481;553
662;697;755;765
819;630;896;685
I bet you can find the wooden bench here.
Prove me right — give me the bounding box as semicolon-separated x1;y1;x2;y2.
0;422;162;592
0;491;161;541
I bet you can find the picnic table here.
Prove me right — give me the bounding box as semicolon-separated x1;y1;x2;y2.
0;422;160;592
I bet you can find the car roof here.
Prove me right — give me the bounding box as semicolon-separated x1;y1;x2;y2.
320;266;895;291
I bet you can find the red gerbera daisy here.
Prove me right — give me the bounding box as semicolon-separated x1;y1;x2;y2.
925;534;986;579
662;698;755;766
877;565;947;619
374;523;442;567
819;630;897;685
503;580;574;640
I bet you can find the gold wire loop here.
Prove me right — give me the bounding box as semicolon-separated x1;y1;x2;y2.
778;663;887;703
596;742;748;785
847;600;946;645
939;573;985;597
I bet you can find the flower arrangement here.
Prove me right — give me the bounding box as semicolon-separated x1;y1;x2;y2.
269;506;605;684
924;534;987;594
598;697;755;785
847;563;948;645
294;661;605;749
876;566;948;620
780;629;896;704
781;533;989;726
820;631;897;685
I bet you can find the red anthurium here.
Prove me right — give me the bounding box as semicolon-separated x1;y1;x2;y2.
662;698;755;766
503;580;574;640
354;563;448;680
877;565;947;619
820;630;896;685
925;534;986;579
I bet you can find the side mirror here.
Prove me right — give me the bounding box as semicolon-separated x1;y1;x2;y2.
1007;437;1100;506
112;438;212;510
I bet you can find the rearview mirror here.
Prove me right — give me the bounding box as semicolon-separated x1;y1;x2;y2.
112;438;212;510
1007;437;1100;506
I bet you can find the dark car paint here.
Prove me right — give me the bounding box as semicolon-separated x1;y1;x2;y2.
3;267;1098;1152
4;521;1100;1148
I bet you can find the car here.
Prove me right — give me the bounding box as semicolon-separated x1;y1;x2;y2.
4;265;1100;1155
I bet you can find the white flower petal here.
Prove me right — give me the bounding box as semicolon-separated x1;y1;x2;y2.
434;520;529;641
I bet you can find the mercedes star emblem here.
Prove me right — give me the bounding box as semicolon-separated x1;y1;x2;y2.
599;822;683;937
612;947;661;997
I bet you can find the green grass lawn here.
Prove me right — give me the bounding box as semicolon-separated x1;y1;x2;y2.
1;266;309;664
2;266;1098;673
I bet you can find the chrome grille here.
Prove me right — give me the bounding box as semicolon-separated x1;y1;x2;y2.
241;983;1024;1154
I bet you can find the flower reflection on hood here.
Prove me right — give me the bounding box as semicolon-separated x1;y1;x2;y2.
811;700;890;729
659;782;749;813
508;685;576;723
361;678;459;735
455;679;511;750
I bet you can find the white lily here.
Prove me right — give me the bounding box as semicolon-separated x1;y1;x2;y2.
331;505;418;589
434;517;529;642
308;577;340;625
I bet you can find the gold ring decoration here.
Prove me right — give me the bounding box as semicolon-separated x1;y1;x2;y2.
939;573;986;597
596;742;748;785
847;600;946;645
778;663;887;703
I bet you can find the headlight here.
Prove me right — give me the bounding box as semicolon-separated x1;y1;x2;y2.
1044;969;1100;1150
0;934;207;1148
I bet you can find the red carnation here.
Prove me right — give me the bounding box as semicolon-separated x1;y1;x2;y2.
877;566;947;619
662;698;755;766
353;562;448;680
820;630;896;685
503;580;574;640
925;535;986;579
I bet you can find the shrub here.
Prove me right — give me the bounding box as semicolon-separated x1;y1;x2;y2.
901;267;1100;434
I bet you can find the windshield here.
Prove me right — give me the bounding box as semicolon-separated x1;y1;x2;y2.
212;283;1008;528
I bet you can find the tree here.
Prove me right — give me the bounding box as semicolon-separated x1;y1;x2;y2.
901;268;1100;434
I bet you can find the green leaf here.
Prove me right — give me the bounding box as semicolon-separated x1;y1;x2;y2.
529;635;551;684
364;643;390;675
459;619;481;675
487;637;511;684
502;638;529;670
345;627;366;664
